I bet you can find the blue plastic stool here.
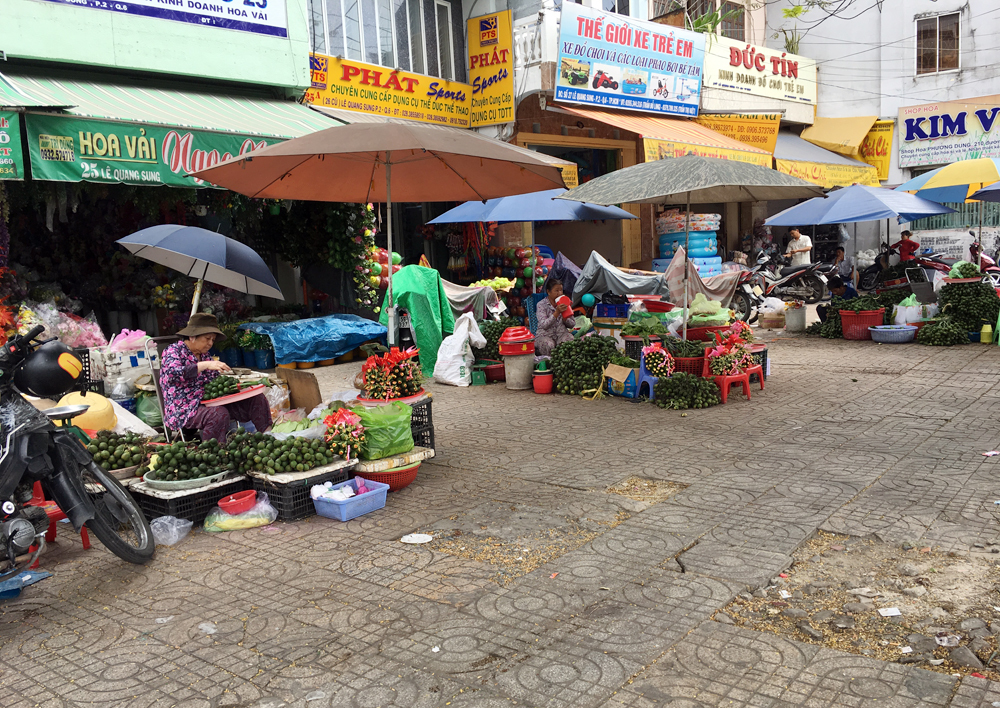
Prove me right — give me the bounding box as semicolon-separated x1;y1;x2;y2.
637;352;660;402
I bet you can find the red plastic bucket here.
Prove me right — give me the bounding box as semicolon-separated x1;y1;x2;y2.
532;372;553;394
219;490;257;515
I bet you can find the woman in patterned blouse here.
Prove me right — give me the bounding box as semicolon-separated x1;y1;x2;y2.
159;313;271;442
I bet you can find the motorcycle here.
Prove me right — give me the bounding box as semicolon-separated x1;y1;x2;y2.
0;326;154;582
858;244;896;291
969;238;1000;286
731;251;828;321
592;70;618;90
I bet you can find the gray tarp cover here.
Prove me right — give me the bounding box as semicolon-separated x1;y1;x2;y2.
571;250;739;307
441;280;501;321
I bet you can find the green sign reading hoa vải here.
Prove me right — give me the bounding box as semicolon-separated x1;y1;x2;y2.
0;111;25;180
25;113;282;187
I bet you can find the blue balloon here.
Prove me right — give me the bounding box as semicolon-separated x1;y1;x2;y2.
581;293;596;307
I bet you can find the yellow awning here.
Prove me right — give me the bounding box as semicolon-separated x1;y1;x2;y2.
800;116;878;158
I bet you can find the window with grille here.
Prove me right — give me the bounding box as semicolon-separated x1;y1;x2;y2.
720;0;744;41
602;0;630;16
916;13;959;75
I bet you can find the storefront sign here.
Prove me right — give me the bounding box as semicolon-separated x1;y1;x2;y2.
703;37;816;105
775;159;879;188
25;113;274;186
859;119;894;180
306;54;472;128
467;11;514;127
644;138;770;167
898;95;1000;167
558;164;579;189
38;0;288;37
693;113;780;154
555;4;705;118
0;112;24;180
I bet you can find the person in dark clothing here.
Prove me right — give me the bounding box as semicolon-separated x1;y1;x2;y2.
817;276;858;322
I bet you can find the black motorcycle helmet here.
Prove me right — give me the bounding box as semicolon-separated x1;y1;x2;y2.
14;341;84;398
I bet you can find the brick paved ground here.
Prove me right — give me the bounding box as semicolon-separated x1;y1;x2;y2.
4;335;1000;707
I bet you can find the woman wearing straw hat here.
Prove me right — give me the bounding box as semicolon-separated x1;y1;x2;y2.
159;313;272;441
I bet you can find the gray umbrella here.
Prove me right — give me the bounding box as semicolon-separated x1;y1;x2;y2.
557;154;824;338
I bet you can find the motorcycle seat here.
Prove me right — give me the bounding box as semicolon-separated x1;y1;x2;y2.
779;265;810;277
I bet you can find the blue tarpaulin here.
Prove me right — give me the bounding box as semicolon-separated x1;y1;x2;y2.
240;315;386;365
0;570;51;600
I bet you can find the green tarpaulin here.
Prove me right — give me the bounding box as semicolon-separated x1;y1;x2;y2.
379;266;455;377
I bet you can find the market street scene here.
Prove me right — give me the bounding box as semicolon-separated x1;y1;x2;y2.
4;0;1000;706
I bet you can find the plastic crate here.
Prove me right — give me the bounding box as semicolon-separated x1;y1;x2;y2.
410;400;433;428
749;347;768;383
622;336;661;363
133;477;251;524
412;424;435;450
840;309;885;340
73;348;104;394
595;303;630;318
673;356;705;376
251;466;352;521
312;479;389;521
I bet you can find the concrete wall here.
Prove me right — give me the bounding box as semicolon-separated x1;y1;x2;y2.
2;0;311;90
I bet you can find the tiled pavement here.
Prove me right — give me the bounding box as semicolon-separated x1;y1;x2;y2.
5;336;1000;706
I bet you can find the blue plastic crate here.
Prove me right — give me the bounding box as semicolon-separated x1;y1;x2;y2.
312;479;389;521
595;303;630;318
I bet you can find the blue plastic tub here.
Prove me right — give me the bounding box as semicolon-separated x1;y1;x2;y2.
312;479;389;521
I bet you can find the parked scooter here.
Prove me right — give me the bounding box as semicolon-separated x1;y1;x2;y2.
731;251;828;322
969;237;1000;286
858;244;896;291
0;327;154;583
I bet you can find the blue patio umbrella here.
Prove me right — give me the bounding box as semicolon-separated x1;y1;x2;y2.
118;225;283;315
765;184;955;226
428;188;636;224
970;182;1000;202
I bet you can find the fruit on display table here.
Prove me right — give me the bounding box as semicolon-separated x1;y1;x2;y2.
88;431;148;471
203;375;240;400
226;431;336;475
143;439;226;482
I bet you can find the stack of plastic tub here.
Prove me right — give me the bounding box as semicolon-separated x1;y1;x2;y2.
656;212;722;279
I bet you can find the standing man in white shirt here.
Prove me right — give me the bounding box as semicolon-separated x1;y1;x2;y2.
785;228;813;268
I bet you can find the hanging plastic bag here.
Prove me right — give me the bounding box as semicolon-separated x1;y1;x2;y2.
351;402;414;460
135;392;162;427
203;492;278;532
434;312;486;386
150;515;193;546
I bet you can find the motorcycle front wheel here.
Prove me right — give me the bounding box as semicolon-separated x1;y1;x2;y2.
802;275;826;304
81;461;155;564
859;270;880;291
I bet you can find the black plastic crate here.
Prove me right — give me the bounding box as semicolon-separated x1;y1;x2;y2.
410;400;432;428
133;477;251;524
750;347;768;383
72;348;104;394
412;424;435;451
251;466;351;521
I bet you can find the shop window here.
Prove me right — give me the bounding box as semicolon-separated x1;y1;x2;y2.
916;13;960;75
720;1;744;41
435;0;455;80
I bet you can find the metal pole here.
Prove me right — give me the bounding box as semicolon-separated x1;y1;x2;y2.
190;278;204;317
979;200;984;271
682;193;690;341
386;152;396;347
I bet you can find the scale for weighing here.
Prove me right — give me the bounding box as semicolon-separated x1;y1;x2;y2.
905;267;936;304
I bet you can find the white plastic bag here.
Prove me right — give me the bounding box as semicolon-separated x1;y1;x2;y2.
933;270;947;293
759;297;786;315
150;515;193;546
433;312;486;387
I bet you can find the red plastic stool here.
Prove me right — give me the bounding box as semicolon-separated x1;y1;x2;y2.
26;482;90;566
745;364;765;391
712;372;751;403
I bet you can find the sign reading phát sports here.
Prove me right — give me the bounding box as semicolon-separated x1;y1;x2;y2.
467;11;514;127
37;0;289;37
306;54;472;128
555;3;705;117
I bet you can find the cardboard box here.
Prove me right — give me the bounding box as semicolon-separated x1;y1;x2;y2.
605;364;639;398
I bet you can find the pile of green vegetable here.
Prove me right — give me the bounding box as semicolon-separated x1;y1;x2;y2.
938;281;1000;333
203;375;239;400
226;432;335;475
916;318;969;346
143;439;227;482
475;316;522;361
551;335;619;395
662;336;710;358
88;431;147;471
621;317;667;339
609;352;639;368
653;373;720;410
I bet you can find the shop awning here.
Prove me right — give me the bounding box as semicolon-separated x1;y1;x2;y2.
0;68;339;187
800;115;877;158
774;132;879;189
554;104;773;167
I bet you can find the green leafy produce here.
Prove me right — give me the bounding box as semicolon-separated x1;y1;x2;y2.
956;261;981;278
475;316;522;361
270;419;319;434
610;352;639;368
225;431;334;475
938;281;1000;333
144;439;227;482
551;335;619;395
661;336;710;358
653;373;720;410
621;317;667;338
916;318;969;346
87;431;148;471
203;375;239;400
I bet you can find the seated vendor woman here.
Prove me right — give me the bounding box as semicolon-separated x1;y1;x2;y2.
160;313;272;442
535;279;576;357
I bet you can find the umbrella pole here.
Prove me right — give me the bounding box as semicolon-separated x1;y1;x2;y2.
190;278;204;318
979;200;984;271
682;193;690;341
386;152;396;347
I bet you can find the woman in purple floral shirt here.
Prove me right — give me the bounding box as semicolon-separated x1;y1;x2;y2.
160;313;271;442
